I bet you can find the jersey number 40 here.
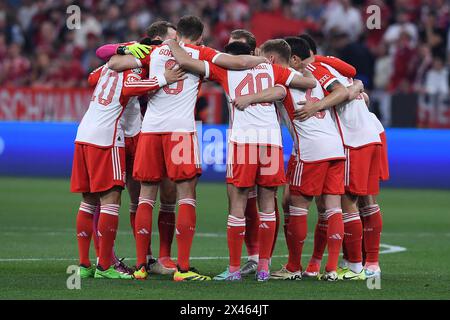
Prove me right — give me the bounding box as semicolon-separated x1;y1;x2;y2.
235;73;272;106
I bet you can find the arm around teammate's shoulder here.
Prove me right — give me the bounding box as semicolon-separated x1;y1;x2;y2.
107;55;142;72
289;73;316;89
232;85;287;111
214;54;268;70
347;79;364;101
122;66;186;97
165;39;206;76
294;81;349;122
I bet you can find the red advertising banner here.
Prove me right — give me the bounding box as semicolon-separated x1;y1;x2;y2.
0;87;225;123
0;88;93;121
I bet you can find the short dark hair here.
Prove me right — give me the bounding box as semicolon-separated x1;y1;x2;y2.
139;37;163;46
284;37;311;60
146;21;176;40
260;39;291;63
298;34;317;54
224;41;252;55
177;15;204;41
230;29;257;52
139;37;153;45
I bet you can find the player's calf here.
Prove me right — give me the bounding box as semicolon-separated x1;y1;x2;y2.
76;195;98;268
342;193;363;274
158;178;177;263
256;187;278;280
216;185;249;280
95;187;132;279
359;196;382;275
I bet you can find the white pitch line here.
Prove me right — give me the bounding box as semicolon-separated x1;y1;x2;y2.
0;244;406;262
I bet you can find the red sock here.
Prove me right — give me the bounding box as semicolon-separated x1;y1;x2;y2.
97;204;120;270
325;209;344;272
270;196;280;257
76;202;96;267
92;205;100;258
343;212;363;263
176;199;196;271
283;210;290;237
257;212;276;272
311;211;328;262
285;206;308;272
227;215;246;272
342;240;348;261
360;205;382;264
129;203;138;238
135;197;155;267
158;203;176;259
283;207;290;258
244;193;259;257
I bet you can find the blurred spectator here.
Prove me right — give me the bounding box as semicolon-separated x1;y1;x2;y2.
323;0;363;42
0;43;31;86
383;10;418;53
0;0;449;127
413;43;433;91
424;55;449;96
389;32;417;92
0;33;7;60
419;10;448;58
31;51;52;87
372;42;393;126
73;12;102;48
331;32;375;89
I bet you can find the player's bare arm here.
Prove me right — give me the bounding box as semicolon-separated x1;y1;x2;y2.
294;81;349;121
164;39;207;75
232;85;287;111
165;39;267;73
214;52;268;70
96;42;151;61
164;65;187;84
107;54;141;72
362;92;370;106
289;72;316;90
347;79;364;101
122;66;186;97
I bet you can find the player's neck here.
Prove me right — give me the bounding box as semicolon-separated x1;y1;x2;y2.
178;37;196;45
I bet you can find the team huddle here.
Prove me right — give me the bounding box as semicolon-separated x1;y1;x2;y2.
71;15;388;282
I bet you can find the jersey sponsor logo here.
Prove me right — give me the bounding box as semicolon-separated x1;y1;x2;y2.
165;59;178;69
315;110;326;119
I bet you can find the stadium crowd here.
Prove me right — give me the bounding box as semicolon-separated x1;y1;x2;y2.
0;0;449;126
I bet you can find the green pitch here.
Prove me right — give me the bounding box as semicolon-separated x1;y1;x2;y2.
0;177;449;300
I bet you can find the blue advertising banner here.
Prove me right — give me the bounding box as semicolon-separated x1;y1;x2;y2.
0;122;449;189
